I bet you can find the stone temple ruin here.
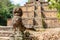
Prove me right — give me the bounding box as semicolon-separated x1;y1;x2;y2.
1;0;60;40
12;0;60;40
7;0;60;30
13;0;60;30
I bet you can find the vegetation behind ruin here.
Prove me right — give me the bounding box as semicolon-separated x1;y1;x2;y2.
0;0;20;26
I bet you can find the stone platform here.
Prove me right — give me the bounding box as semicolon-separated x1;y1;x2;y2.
24;28;60;40
0;26;14;40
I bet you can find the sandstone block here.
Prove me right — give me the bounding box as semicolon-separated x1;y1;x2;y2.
42;6;57;11
27;6;34;11
22;19;33;28
34;10;41;18
34;18;42;27
22;11;34;18
25;2;34;6
44;19;60;28
22;12;28;18
37;6;41;11
43;11;57;18
20;6;26;11
24;28;60;40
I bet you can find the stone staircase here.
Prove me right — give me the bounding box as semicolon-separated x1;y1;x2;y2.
24;28;60;40
0;26;14;40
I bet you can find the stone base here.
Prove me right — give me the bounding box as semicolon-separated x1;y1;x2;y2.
24;28;60;40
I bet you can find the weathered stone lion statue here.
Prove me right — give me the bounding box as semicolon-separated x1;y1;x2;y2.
13;7;26;33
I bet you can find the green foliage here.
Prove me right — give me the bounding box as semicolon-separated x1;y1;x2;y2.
0;0;14;19
48;0;60;19
28;0;30;2
0;0;20;26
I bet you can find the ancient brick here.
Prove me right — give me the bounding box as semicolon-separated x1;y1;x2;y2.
27;11;34;18
27;6;34;11
25;2;34;6
20;6;26;11
43;11;57;18
43;5;57;11
35;11;41;17
22;19;33;28
22;11;28;18
34;18;42;28
22;11;34;18
7;18;12;26
44;19;60;28
37;6;41;11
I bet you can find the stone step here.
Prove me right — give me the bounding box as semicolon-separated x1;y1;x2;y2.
22;11;34;18
44;19;60;28
41;2;48;6
26;5;34;11
0;26;14;37
25;28;60;40
42;11;57;18
0;30;14;37
42;5;57;11
22;11;41;18
0;26;13;31
0;37;11;40
25;5;41;11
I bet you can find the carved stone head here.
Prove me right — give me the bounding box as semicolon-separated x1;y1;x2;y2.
13;7;23;17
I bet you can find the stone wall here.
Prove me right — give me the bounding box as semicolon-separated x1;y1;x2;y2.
0;26;13;40
7;18;12;26
19;1;60;29
6;0;60;29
